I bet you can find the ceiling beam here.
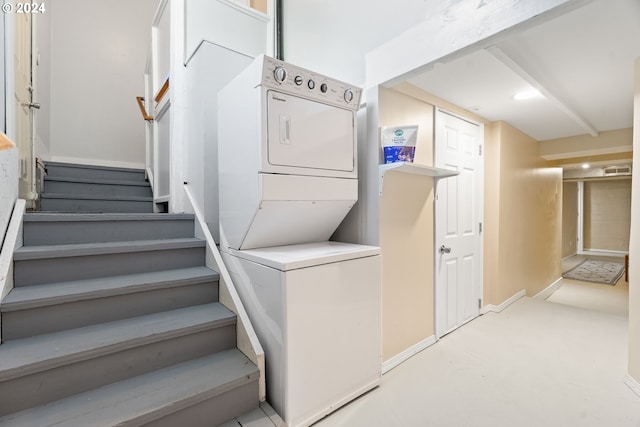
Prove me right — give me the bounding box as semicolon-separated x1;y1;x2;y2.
486;46;599;137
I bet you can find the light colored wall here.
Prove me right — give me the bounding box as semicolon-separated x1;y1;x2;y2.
0;11;4;134
628;58;640;382
583;179;631;252
378;86;435;362
282;0;430;85
375;85;564;359
33;0;52;160
540;128;633;161
488;121;563;304
366;0;580;87
483;122;500;303
185;0;268;64
0;134;18;247
562;181;578;258
183;41;254;241
48;0;159;169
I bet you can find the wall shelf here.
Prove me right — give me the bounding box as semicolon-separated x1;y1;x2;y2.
379;162;459;195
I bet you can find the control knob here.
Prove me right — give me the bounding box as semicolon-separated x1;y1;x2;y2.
307;79;316;90
294;75;303;86
344;89;354;103
320;83;328;93
273;67;287;83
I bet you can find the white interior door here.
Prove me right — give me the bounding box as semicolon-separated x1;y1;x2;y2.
434;109;483;338
13;12;35;202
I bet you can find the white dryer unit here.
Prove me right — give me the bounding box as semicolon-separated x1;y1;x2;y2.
218;55;362;250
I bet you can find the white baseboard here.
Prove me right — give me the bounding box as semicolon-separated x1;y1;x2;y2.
625;374;640;398
49;155;145;171
533;277;563;300
481;290;526;314
382;335;437;374
562;253;577;262
579;249;628;257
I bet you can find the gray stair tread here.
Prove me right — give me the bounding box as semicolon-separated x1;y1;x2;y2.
24;212;194;222
45;161;145;173
40;192;153;202
0;303;235;381
0;349;258;427
2;267;219;311
44;176;151;187
14;238;205;260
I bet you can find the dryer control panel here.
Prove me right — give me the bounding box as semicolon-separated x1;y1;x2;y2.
260;55;362;111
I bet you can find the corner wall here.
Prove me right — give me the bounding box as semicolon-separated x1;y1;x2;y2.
628;57;640;384
486;122;563;305
375;85;565;361
0;135;18;246
34;0;52;161
378;86;435;362
0;12;5;134
48;0;159;169
583;180;631;252
562;181;578;258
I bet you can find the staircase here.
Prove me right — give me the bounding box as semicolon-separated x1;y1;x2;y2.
40;161;154;213
0;163;261;426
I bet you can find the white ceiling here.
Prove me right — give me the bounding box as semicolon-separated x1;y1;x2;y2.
407;0;640;142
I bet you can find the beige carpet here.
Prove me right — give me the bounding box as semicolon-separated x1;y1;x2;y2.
313;297;639;427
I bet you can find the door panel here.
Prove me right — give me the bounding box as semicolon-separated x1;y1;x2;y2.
14;12;34;201
266;91;354;172
435;110;483;338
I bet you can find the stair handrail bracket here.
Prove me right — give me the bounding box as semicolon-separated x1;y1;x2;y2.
0;199;26;341
183;185;266;401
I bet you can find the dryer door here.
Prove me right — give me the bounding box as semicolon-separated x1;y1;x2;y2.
267;90;355;173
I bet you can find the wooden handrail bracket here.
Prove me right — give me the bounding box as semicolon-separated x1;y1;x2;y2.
136;96;153;121
154;78;169;104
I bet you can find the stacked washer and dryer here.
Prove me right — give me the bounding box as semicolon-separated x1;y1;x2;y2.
218;55;381;427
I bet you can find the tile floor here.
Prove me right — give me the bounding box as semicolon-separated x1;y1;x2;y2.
313;255;640;426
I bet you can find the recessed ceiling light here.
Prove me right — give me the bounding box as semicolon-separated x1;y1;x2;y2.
582;163;590;169
513;89;541;100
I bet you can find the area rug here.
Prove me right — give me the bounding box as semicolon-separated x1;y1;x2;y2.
562;259;625;285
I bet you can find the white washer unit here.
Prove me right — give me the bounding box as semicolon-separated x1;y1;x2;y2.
218;55;362;250
221;242;381;427
218;56;381;427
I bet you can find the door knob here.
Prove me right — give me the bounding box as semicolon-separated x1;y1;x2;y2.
440;245;451;254
22;101;40;109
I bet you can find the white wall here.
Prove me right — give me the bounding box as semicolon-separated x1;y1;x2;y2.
34;0;52;160
282;0;430;86
1;9;5;134
48;0;159;169
628;57;640;385
185;0;268;63
0;136;18;247
183;41;254;240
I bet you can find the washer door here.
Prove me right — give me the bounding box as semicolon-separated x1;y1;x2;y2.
267;90;355;172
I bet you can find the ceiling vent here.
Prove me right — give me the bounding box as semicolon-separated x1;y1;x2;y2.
563;164;632;180
603;166;632;176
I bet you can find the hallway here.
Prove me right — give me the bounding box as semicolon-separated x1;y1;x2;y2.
548;254;629;316
314;293;640;426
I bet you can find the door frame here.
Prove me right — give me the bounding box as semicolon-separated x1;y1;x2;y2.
577;181;584;254
4;8;37;204
433;108;484;340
